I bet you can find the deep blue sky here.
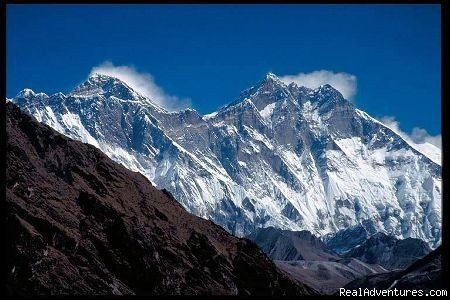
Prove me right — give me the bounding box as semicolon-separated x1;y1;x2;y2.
7;4;441;135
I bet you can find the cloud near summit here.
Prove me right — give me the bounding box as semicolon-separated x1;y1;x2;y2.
90;61;191;111
381;116;442;149
279;70;357;100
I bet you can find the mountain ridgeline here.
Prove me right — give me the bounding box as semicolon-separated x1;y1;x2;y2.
10;72;442;247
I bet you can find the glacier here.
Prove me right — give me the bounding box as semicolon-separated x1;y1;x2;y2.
10;72;442;247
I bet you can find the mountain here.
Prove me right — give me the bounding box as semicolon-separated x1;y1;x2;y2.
10;72;442;247
345;232;432;270
5;102;316;295
342;246;442;292
247;227;388;294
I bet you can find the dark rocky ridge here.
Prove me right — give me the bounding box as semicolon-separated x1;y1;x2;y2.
5;103;316;296
342;246;442;292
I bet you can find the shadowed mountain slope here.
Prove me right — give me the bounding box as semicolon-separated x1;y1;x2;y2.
5;103;316;296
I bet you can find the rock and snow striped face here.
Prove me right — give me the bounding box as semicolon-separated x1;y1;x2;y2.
11;73;442;248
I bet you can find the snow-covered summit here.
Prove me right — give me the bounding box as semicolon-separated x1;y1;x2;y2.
314;84;344;97
68;73;167;113
71;74;137;97
15;88;36;98
264;72;286;84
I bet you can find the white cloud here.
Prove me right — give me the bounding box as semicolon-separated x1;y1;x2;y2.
89;61;191;111
279;70;357;100
380;116;441;149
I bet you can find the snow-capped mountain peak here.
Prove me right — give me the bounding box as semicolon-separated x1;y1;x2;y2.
314;84;344;98
222;73;294;113
10;73;442;249
260;72;289;88
71;73;137;97
264;72;285;83
69;73;167;113
15;88;36;98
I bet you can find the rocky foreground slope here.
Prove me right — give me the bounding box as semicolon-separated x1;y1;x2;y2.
5;103;316;296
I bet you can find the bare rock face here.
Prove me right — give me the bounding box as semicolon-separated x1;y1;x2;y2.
5;103;316;296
